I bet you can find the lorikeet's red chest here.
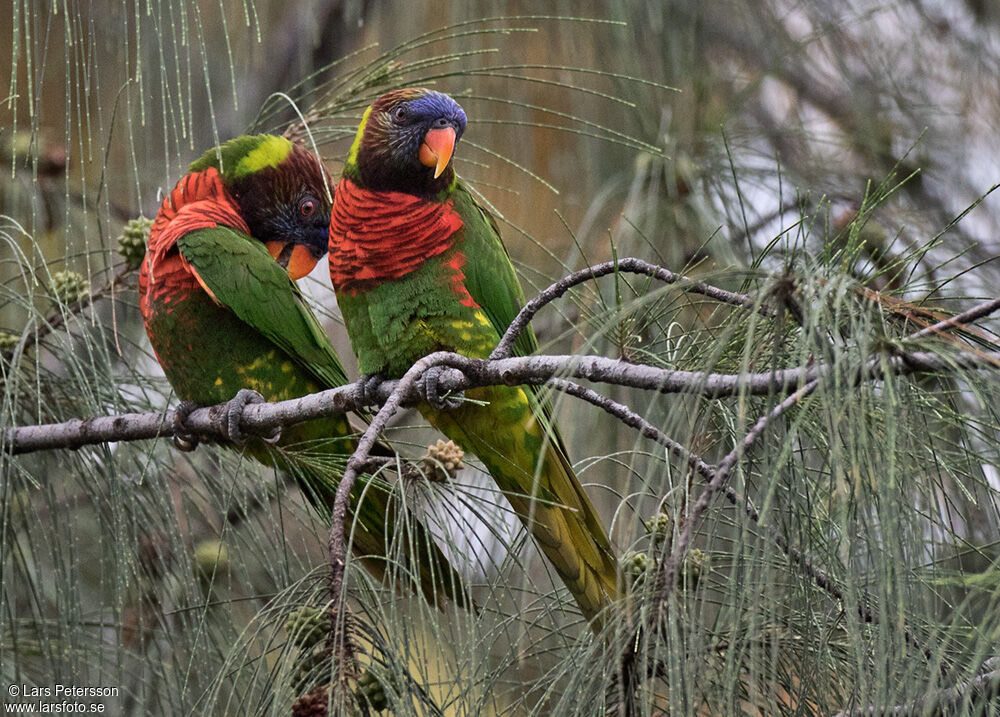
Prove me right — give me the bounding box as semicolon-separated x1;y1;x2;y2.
145;167;247;265
328;177;466;294
139;167;249;368
139;168;249;324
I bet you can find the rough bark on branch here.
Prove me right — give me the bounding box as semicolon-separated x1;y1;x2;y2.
5;348;999;455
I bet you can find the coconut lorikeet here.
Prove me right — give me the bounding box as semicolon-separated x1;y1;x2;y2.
328;89;619;625
138;134;467;607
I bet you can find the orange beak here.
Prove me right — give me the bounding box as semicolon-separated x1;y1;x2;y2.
265;241;320;281
265;240;284;262
419;126;457;179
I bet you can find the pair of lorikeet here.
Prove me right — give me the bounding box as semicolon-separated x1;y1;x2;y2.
138;88;618;625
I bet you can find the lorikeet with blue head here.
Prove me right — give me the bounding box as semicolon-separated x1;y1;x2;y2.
328;89;619;625
138;134;467;607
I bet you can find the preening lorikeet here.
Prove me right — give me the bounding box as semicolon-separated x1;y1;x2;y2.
328;89;619;624
138;134;467;607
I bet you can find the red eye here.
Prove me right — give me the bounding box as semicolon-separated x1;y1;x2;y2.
393;106;407;123
299;198;316;217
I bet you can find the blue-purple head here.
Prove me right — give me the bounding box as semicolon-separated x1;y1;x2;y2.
349;88;468;196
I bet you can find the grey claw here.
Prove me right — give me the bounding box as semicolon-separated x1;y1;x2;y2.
172;400;201;452
222;389;280;445
259;428;282;445
421;365;464;410
357;374;384;408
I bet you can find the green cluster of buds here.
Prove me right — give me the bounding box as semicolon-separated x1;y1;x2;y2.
621;550;651;579
50;270;90;305
644;511;673;545
680;549;709;591
192;539;229;581
356;670;388;712
117;216;152;270
285;605;331;650
0;330;21;352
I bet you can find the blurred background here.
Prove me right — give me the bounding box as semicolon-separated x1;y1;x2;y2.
9;0;997;291
4;1;1000;714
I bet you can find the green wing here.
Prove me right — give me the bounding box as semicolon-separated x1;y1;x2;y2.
178;227;474;610
176;226;348;389
450;181;618;605
452;180;577;437
452;182;538;359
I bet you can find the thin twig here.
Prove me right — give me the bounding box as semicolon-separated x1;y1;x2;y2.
659;378;821;594
544;377;715;480
643;299;1000;679
657;294;1000;598
543;378;852;613
907;296;1000;340
490;257;773;360
325;352;462;695
563;370;923;692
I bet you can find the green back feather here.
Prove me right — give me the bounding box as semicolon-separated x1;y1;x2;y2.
176;226;348;389
451;182;538;360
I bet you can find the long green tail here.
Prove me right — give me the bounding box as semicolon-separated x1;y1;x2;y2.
420;385;618;625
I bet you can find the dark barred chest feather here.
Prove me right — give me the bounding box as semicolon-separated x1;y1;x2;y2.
328;177;463;292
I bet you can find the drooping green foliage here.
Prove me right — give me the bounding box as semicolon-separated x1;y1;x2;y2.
4;3;1000;716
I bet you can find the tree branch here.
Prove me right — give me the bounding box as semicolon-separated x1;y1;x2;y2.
658;294;1000;598
324;352;463;697
5;258;997;700
547;376;856;617
907;296;1000;340
659;377;820;594
5;348;1000;455
642;300;1000;679
543;377;716;480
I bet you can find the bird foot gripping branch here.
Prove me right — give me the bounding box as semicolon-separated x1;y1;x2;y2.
418;365;465;410
355;365;467;410
170;389;281;451
355;373;386;408
172;400;201;452
219;389;281;445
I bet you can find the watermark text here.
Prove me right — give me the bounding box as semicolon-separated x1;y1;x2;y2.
5;684;119;714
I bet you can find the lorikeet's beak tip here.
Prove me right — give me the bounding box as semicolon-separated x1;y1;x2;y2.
420;126;457;179
285;245;320;280
265;240;320;281
265;240;283;262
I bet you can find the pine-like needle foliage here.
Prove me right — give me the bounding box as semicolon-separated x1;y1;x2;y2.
4;2;1000;716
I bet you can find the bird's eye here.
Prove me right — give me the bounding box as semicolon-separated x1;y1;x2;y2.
299;197;316;217
393;106;407;123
